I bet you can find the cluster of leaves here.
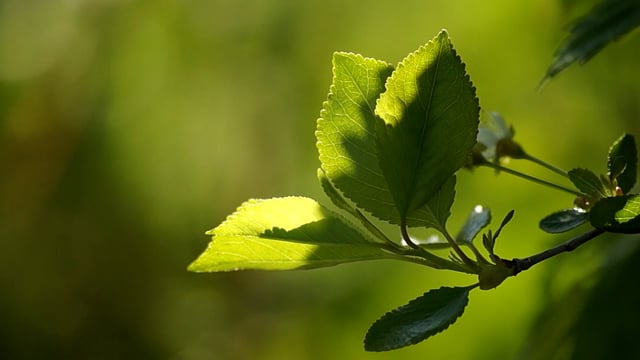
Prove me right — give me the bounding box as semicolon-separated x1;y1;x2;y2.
190;30;483;279
189;15;640;352
540;134;639;234
190;31;515;350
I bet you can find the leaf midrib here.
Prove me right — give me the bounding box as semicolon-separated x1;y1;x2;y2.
406;39;444;215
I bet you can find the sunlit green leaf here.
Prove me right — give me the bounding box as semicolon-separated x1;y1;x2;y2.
375;30;479;223
364;285;475;351
539;209;588;233
543;0;640;81
316;52;397;223
456;205;491;245
317;168;359;217
188;197;398;272
607;133;637;193
590;194;640;234
568;168;609;197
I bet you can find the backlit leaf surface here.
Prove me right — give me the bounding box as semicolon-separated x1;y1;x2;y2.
375;30;479;224
189;197;396;272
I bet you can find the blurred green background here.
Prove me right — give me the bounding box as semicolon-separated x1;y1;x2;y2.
2;0;639;359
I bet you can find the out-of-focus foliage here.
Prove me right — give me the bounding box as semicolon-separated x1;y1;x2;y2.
518;237;640;359
1;0;639;359
544;0;640;81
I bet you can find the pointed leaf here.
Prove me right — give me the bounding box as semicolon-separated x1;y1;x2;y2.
608;133;637;193
316;52;398;223
456;205;491;245
188;197;397;272
493;209;515;241
539;209;588;233
375;30;479;222
568;168;609;197
590;194;640;234
364;285;474;351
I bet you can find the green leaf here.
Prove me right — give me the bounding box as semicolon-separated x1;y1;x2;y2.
405;175;456;230
539;209;588;233
316;52;397;223
568;168;609;197
590;194;640;234
543;0;640;81
455;205;491;245
607;133;637;193
375;30;479;223
317;168;359;217
317;168;394;245
188;197;398;272
364;285;474;351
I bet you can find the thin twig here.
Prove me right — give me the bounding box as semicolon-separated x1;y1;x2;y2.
482;162;584;197
521;153;569;177
397;223;476;274
510;228;605;275
441;229;477;268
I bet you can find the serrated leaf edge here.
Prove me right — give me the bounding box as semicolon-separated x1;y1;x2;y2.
364;285;474;351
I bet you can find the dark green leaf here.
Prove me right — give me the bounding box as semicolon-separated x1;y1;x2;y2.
543;0;640;81
364;285;474;351
482;233;496;256
607;133;637;193
456;205;491;245
375;30;479;223
590;194;640;233
568;168;609;197
405;175;456;231
493;209;515;241
539;209;588;233
188;197;397;272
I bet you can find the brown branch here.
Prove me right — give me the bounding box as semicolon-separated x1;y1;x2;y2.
510;228;606;275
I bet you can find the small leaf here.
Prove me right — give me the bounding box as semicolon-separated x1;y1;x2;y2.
568;168;609;197
188;197;397;272
316;52;398;224
455;205;491;245
607;133;637;193
590;194;640;234
542;0;640;81
539;209;588;233
493;209;515;241
364;285;475;351
375;30;479;223
482;232;495;256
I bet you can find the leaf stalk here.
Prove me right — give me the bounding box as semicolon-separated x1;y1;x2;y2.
481;161;583;197
521;153;569;177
